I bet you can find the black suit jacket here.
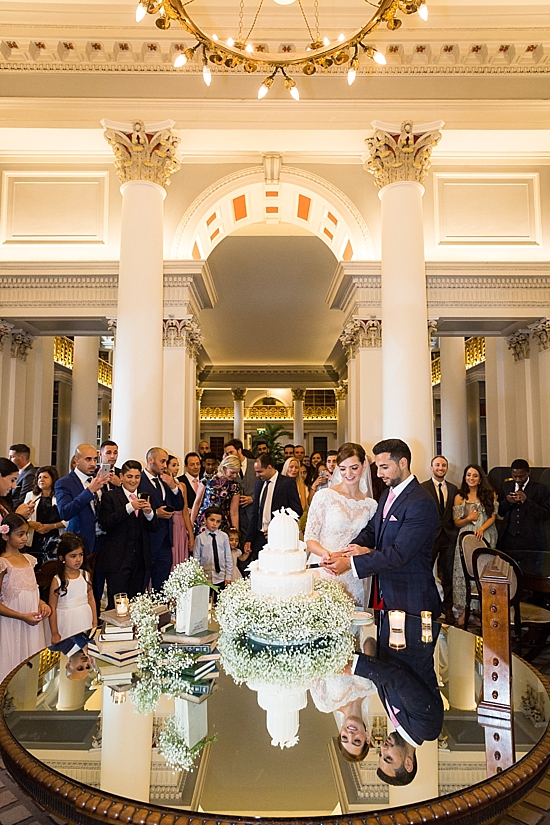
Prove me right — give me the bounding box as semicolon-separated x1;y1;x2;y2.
421;479;458;545
12;463;36;510
97;487;159;573
138;472;183;552
246;473;303;554
178;474;198;509
498;479;550;551
352;477;441;615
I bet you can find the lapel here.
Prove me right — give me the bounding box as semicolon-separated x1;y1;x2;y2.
378;479;417;542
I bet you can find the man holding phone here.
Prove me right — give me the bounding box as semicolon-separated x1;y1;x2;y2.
139;446;183;590
98;440;122;489
498;459;550;557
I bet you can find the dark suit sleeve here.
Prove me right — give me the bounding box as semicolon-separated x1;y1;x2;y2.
55;477;94;521
352;520;376;548
246;480;262;543
498;483;513;516
168;485;184;510
523;484;550;522
353;494;438;578
98;490;131;531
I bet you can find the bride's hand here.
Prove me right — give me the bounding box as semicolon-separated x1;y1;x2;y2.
342;544;372;557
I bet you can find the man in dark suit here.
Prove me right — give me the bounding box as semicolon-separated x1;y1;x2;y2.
138;446;183;591
55;443;111;555
224;438;257;544
324;439;440;617
498;458;550;556
243;453;303;564
98;460;159;607
98;440;122;491
421;455;458;624
178;452;202;509
9;443;36;510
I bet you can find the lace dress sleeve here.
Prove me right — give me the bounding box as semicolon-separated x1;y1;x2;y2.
304;490;327;543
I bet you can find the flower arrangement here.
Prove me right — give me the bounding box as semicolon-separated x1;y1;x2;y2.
218;632;355;689
215;577;355;644
162;558;217;602
158;715;216;772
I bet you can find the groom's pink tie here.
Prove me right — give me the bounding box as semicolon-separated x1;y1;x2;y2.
382;488;396;520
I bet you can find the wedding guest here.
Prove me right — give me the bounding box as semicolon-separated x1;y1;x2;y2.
227;527;243;581
452;464;498;625
25;466;66;567
98;440;122;489
224;438;256;543
178;452;202;509
498;458;550;556
421;456;458;625
138;447;183;591
167;454;194;566
8;444;35;511
277;444;295;472
198;440;210;459
0;457;35;520
202;452;220;480
305;442;377;607
254;440;269;457
191;454;241;535
193;507;232;599
294;445;306;464
309;451;324;478
326;450;338;478
281;457;309;537
308;462;330;504
48;532;96;643
100;459;159;605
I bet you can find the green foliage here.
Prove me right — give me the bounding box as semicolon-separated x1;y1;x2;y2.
252;422;293;464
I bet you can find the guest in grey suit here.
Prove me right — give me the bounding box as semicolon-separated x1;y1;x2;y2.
421;455;458;624
9;443;36;511
224;438;257;544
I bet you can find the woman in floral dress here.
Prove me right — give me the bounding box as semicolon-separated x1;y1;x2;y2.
190;454;241;535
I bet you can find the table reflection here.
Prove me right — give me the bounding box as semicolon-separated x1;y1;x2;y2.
2;615;549;817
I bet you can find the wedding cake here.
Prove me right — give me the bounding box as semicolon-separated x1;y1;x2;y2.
249;508;315;600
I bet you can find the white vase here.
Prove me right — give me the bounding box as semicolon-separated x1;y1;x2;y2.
174;696;208;748
175;585;210;635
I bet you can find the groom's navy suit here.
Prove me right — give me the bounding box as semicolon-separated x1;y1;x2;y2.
351;477;441;616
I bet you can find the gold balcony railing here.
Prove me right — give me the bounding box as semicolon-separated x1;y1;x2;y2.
54;336;113;388
432;336;486;387
200;405;337;421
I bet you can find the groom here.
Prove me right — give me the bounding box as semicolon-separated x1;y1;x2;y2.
322;438;441;616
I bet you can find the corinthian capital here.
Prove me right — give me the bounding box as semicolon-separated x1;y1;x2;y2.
0;320;13;352
507;331;530;362
365;119;444;188
232;388;247;402
10;329;34;361
339;318;382;359
102;118;180;188
530;318;550;352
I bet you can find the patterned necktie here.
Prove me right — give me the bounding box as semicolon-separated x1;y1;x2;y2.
210;533;221;574
382;488;396;520
129;493;139;517
438;483;445;514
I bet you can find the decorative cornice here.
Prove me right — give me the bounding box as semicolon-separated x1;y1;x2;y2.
507;331;530;362
10;329;34;361
365;120;443;188
102;119;180;188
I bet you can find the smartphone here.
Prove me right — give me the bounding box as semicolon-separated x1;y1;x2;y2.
98;463;111;479
163;505;176;513
318;470;326;478
137;492;150;501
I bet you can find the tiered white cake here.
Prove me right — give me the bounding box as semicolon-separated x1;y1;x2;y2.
250;508;314;599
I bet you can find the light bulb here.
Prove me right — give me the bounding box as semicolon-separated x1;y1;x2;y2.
323;37;329;46
289;84;299;100
347;66;356;85
338;33;345;42
274;0;296;5
173;53;187;67
258;83;269;99
227;37;234;46
418;2;428;21
135;2;146;22
373;50;386;65
203;63;212;85
212;33;219;41
245;43;253;53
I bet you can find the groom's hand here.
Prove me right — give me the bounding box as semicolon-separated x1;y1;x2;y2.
342;543;373;556
322;556;351;575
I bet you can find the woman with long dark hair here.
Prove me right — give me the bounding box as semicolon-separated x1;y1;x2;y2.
25;465;65;567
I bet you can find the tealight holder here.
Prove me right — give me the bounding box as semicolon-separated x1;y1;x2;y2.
421;610;433;643
388;609;406;650
114;593;129;616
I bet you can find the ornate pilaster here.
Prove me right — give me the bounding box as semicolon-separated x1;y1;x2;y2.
364;119;443;188
291;388;306;402
507;332;530;362
334;382;348;402
163;318;203;360
231;388;247;402
196;387;204;402
428;318;439;345
0;320;13;352
530;319;550;352
339;318;382;359
232;388;247;441
102;119;180;188
10;330;34;362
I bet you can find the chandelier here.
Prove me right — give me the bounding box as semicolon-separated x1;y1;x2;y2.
135;0;428;99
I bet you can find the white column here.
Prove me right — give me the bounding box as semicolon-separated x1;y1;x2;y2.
232;388;246;442
100;684;153;803
292;388;305;446
196;387;203;448
532;320;550;465
57;655;86;711
448;625;477;710
340;319;382;449
102;119;180;464
24;336;55;465
162;319;201;459
365;120;443;479
335;384;347;445
70;336;99;454
507;331;540;463
485;337;512;468
439;337;468;478
0;322;13;449
4;330;34;447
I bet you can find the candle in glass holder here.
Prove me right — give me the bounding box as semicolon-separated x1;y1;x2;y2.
388;609;406;649
421;610;433;643
114;593;129;616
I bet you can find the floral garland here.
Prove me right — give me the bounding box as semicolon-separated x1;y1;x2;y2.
218;632;355;690
158;715;216;772
215;577;355;644
162;557;216;602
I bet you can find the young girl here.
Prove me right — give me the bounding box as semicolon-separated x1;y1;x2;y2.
0;513;51;684
49;533;97;644
227;527;242;581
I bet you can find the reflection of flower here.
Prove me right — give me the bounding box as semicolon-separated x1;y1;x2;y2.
158;715;216;772
218;633;354;689
216;578;354;644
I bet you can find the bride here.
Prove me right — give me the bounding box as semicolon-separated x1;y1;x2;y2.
305;442;377;607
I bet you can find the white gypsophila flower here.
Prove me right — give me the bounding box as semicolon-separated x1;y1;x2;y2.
162;558;214;602
158;715;217;772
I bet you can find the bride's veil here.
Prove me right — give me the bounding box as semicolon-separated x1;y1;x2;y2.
329;449;374;498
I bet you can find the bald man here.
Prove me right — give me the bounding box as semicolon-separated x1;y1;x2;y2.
55;443;111;556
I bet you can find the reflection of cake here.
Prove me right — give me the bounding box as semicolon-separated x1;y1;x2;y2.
250;509;315;600
249;681;307;749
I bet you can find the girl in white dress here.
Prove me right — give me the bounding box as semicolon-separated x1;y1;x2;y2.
0;513;51;684
305;442;377;608
48;533;97;643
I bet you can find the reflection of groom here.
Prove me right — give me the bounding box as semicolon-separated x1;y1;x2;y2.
323;439;441;616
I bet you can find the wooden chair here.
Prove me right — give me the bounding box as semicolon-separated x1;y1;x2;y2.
473;547;550;660
458;532;489;628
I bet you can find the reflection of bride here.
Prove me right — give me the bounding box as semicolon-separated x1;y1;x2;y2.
310;671;375;762
304;443;377;607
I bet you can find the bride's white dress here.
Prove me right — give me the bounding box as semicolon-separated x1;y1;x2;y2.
304;487;377;607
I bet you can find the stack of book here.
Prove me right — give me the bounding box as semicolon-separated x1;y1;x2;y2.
157;627;221;703
178;659;220;703
88;611;141;666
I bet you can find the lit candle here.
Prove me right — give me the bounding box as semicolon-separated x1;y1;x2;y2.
115;593;129;616
421;610;433;643
388;610;406;649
